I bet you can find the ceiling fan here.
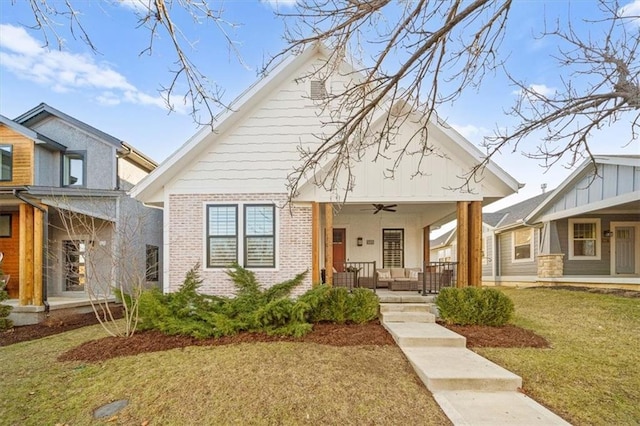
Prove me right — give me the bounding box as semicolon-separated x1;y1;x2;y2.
362;203;398;214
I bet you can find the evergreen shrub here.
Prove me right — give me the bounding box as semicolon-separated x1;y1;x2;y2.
137;264;380;338
436;287;514;326
0;279;12;331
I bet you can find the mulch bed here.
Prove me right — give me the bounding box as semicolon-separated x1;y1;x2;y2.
2;307;550;363
441;323;550;348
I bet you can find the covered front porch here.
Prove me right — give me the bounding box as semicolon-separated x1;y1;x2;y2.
309;200;485;291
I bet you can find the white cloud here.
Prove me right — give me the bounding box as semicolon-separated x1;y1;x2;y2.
451;123;491;141
261;0;297;9
511;83;556;97
115;0;150;12
620;0;640;25
0;24;169;111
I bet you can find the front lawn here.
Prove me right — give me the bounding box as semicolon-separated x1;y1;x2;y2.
0;323;450;425
477;287;640;425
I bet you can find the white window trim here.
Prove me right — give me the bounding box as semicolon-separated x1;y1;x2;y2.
203;201;279;271
512;228;534;263
568;218;601;261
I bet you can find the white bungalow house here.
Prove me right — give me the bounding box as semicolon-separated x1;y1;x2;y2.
432;155;640;290
131;44;521;295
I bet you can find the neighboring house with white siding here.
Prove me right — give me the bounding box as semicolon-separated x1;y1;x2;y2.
131;44;521;295
433;155;640;290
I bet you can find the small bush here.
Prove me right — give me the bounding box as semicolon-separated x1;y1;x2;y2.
436;287;514;326
0;280;13;331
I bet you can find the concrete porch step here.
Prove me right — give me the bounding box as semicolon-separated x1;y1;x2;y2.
379;303;433;313
434;391;571;425
383;322;466;347
380;311;435;323
402;347;522;392
377;292;436;304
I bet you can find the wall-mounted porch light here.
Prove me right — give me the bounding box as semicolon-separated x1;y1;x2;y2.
357;237;363;246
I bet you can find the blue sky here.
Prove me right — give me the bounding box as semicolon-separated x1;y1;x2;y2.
1;0;638;217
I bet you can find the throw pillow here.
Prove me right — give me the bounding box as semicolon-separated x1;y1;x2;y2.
408;269;419;280
378;270;391;280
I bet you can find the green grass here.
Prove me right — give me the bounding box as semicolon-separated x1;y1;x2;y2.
0;324;450;425
476;288;640;425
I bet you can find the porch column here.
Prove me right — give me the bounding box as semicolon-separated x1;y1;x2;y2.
33;207;44;305
456;201;469;287
18;203;34;305
311;202;320;285
423;226;430;265
469;201;482;287
324;203;333;286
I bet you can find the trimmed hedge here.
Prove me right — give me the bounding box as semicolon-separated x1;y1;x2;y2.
436;287;514;326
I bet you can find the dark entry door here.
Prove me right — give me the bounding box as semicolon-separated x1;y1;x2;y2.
332;228;346;272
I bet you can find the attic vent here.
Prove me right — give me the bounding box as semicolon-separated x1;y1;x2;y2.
310;80;328;100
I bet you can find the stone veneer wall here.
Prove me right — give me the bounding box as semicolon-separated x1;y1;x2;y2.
537;253;564;278
168;193;312;296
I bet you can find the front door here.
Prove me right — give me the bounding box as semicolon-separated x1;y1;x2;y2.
614;226;636;275
63;240;88;292
333;228;346;272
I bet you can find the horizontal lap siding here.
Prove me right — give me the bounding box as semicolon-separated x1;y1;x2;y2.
168;193;312;296
498;230;537;276
172;62;342;193
557;213;640;276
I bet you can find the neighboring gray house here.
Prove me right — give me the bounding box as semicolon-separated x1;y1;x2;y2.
0;103;162;324
432;155;640;289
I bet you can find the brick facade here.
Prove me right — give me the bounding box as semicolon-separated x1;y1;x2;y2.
168;193;312;296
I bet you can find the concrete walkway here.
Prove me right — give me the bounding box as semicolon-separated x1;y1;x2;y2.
379;294;571;425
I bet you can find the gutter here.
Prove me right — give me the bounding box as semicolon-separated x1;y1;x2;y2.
12;189;50;313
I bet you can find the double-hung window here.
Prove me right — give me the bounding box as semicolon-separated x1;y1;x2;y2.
0;145;12;181
513;228;533;262
569;218;600;260
206;204;276;268
207;205;238;268
244;205;275;268
62;151;85;187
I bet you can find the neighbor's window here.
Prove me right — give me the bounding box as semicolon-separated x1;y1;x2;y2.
0;145;12;181
569;218;601;260
206;205;238;268
513;228;533;261
146;245;159;282
62;152;85;186
0;214;11;237
244;205;275;268
383;228;404;268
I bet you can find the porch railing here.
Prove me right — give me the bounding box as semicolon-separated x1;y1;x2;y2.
421;261;457;295
333;261;377;292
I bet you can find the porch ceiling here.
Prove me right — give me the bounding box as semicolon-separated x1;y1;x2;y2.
335;202;457;228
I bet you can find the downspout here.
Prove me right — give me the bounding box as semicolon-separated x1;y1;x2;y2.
13;189;50;313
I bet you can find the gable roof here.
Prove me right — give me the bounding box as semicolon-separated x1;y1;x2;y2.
132;45;521;203
12;103;157;170
525;155;640;224
131;45;322;201
430;229;456;248
491;191;551;230
0;113;66;151
14;103;123;148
